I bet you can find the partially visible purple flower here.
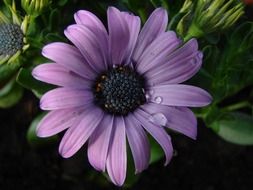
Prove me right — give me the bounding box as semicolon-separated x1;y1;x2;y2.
32;7;212;186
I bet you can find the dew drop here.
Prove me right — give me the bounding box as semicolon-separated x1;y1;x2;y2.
198;52;203;59
148;113;167;126
154;96;162;104
145;93;150;100
189;58;196;65
149;89;154;95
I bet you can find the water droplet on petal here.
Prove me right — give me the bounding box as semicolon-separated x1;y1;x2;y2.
148;113;167;126
189;58;196;65
145;93;150;100
149;89;154;95
154;96;162;104
198;52;203;59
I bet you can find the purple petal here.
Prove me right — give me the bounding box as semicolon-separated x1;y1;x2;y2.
133;109;173;165
146;52;202;85
74;11;109;69
74;10;107;34
32;63;91;88
150;84;212;107
88;115;114;172
37;107;85;137
59;107;104;158
64;25;107;72
40;87;93;110
42;42;96;80
106;116;127;186
132;8;168;62
146;39;202;85
107;7;130;66
125;114;150;173
136;31;181;73
121;12;141;65
142;103;197;139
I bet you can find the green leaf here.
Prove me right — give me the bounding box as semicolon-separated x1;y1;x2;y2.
0;78;23;108
204;33;221;45
57;0;69;6
27;112;58;147
229;22;253;53
149;136;164;164
211;112;253;145
203;105;223;128
175;12;192;37
150;0;169;9
16;68;54;97
48;8;61;32
198;23;253;103
123;148;140;188
0;61;21;81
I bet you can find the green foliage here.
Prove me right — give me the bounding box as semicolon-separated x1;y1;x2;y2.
124;148;141;188
57;0;69;6
149;135;164;164
21;0;51;17
0;61;22;81
194;21;253;146
203;22;253;103
16;68;54;97
211;112;253;145
0;78;23;108
181;0;244;40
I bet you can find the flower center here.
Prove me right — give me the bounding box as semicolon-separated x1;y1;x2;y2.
93;66;146;115
0;23;24;56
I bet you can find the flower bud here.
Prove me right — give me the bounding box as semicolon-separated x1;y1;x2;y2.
21;0;51;17
176;0;194;37
0;1;29;64
185;0;244;40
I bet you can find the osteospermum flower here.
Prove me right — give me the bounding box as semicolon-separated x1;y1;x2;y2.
0;1;29;64
33;7;212;186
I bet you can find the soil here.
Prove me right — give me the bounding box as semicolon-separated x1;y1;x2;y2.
0;91;252;190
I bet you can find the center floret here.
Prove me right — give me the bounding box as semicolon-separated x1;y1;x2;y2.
93;66;146;115
0;23;24;56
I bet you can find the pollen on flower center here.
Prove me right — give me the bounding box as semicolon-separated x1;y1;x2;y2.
93;66;146;115
0;23;24;56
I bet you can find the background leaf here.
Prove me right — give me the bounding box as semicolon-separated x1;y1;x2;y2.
0;78;23;108
149;136;164;164
16;68;54;98
211;112;253;145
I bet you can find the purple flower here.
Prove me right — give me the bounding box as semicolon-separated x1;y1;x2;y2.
32;7;212;186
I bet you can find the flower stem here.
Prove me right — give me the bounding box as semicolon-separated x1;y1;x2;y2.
221;101;251;112
184;23;204;41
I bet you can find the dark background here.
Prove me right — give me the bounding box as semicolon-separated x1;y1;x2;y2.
0;91;252;190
